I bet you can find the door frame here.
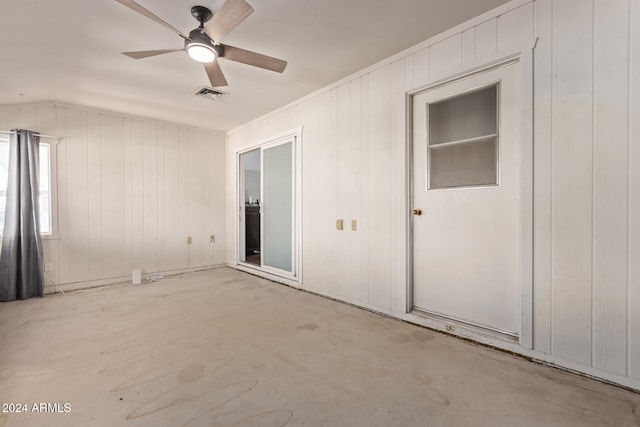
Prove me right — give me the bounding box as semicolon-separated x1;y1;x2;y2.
235;127;303;286
406;47;534;348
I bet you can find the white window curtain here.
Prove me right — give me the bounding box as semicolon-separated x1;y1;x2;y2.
0;129;44;301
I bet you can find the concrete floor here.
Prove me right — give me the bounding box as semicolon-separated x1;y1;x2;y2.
0;268;639;427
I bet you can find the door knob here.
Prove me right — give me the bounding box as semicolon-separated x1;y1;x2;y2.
413;208;422;216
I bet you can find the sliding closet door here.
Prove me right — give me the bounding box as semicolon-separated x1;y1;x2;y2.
237;128;300;281
262;141;293;273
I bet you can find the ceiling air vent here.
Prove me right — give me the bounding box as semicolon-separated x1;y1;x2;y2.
194;86;230;101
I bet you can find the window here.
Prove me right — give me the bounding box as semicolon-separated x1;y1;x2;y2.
428;84;499;189
0;140;53;235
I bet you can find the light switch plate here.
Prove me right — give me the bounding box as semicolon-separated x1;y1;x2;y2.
351;220;357;231
336;219;343;230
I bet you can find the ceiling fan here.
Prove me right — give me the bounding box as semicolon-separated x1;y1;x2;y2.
115;0;287;87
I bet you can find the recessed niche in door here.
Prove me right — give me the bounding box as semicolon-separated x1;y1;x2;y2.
428;84;498;189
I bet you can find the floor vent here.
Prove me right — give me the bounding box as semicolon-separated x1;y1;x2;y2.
194;86;230;101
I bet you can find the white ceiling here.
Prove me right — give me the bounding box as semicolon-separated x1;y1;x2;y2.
0;0;509;131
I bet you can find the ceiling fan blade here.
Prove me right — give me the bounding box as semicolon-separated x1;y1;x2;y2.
122;49;183;59
222;45;287;73
203;0;254;43
115;0;188;39
204;61;229;87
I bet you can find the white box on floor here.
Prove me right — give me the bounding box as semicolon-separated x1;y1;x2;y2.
132;269;142;285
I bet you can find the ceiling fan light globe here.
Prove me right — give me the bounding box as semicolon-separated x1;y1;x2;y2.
187;44;216;63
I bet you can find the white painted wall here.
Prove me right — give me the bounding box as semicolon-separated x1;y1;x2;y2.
227;0;640;390
0;101;227;292
532;0;639;383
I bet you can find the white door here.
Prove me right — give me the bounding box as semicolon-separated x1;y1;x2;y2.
412;62;521;337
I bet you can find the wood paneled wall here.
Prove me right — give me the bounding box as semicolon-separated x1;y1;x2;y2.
0;102;227;291
533;0;640;381
228;0;640;389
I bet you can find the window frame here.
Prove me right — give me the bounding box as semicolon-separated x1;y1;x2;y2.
0;136;60;239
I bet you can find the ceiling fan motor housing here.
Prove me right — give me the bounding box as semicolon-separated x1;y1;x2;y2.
187;29;212;46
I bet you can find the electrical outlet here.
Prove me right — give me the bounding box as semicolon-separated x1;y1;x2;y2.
351;220;357;231
187;236;192;244
44;262;54;272
210;234;215;243
336;219;343;230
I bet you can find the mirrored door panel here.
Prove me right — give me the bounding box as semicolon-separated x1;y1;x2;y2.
239;149;261;266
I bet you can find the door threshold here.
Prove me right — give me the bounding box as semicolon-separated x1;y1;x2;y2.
410;308;519;343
